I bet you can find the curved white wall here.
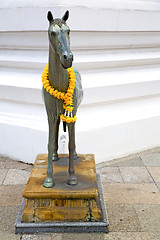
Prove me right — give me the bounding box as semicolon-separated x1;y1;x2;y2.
1;0;160;164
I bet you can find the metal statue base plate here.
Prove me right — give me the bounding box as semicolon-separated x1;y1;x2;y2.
15;154;109;234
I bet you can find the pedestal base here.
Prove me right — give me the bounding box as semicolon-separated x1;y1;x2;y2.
15;154;109;233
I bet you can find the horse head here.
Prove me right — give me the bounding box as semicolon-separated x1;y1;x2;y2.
47;10;73;69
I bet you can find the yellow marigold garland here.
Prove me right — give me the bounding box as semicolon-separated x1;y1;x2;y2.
42;63;77;123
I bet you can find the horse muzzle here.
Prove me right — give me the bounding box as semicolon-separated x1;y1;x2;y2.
61;51;73;69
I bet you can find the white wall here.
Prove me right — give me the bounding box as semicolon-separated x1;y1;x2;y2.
0;0;160;164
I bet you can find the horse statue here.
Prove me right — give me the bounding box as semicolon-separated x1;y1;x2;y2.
42;10;83;188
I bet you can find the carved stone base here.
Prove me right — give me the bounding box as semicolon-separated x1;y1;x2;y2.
15;154;108;233
22;198;101;223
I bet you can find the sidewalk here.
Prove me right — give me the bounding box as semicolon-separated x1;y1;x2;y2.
0;148;160;240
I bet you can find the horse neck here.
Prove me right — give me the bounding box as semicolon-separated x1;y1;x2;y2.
48;46;69;92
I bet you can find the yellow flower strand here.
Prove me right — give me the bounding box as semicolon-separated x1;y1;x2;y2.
42;63;77;123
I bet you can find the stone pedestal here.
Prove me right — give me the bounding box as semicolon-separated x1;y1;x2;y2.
15;154;108;233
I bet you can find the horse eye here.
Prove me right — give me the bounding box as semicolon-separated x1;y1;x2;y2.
51;31;56;37
66;30;70;35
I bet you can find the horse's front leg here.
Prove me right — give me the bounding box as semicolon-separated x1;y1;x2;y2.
43;116;59;188
67;122;78;185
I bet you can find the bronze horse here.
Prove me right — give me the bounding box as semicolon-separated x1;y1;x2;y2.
43;10;83;188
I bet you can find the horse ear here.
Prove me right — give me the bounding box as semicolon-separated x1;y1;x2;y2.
47;11;54;23
62;10;69;22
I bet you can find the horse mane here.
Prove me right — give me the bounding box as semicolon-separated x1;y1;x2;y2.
52;18;66;27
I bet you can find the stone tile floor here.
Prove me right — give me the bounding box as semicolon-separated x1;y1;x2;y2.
0;148;160;239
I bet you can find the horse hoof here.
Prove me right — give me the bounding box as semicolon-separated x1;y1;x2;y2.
43;177;54;188
67;176;78;186
52;153;59;161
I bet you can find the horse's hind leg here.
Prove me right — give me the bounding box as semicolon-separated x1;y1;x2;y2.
74;149;78;160
43;115;59;188
52;118;60;161
67;122;78;185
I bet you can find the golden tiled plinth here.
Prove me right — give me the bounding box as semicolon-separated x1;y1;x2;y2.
22;154;102;223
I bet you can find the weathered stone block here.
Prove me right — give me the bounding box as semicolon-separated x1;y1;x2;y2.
22;154;102;223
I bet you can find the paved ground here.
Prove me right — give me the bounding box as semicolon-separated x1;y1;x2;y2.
0;148;160;240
